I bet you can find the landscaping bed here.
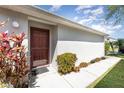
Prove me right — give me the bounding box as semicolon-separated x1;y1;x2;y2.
56;53;107;75
31;56;121;88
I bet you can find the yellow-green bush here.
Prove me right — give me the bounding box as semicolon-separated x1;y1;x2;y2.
90;57;106;64
95;58;101;62
56;53;77;74
90;58;100;63
73;66;80;72
79;62;89;68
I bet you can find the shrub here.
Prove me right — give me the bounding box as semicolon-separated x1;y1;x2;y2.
89;57;107;64
118;39;124;53
101;57;106;60
0;82;7;88
79;62;88;68
105;41;110;55
90;59;96;64
0;20;28;88
95;58;101;62
0;32;28;88
73;66;80;72
0;81;13;88
56;53;77;74
90;58;101;64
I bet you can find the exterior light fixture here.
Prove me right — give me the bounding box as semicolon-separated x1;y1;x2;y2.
12;21;19;28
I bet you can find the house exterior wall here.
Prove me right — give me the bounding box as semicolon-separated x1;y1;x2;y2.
0;8;29;61
0;8;58;68
52;25;105;67
0;7;105;69
0;8;28;34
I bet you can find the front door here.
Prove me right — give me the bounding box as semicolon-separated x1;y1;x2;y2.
30;27;49;68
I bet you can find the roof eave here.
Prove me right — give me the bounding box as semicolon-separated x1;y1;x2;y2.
0;5;108;36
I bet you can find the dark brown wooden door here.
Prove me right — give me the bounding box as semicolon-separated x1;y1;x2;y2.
30;27;49;68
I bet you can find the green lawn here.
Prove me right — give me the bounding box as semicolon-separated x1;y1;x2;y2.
108;53;124;59
95;59;124;88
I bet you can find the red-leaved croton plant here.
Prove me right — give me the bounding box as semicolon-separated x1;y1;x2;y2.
0;19;28;88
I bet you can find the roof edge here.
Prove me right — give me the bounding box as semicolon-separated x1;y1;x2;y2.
32;6;108;36
0;5;108;36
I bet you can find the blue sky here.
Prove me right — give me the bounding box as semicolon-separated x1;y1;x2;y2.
36;5;124;39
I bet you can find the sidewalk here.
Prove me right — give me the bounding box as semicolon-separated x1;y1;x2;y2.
30;57;121;88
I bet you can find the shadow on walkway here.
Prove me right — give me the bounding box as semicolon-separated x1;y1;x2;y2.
29;67;49;88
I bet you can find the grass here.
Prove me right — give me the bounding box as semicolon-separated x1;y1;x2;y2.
95;59;124;88
107;53;124;59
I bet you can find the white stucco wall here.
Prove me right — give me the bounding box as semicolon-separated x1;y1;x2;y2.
0;7;105;69
0;8;29;59
52;25;105;67
0;8;28;34
0;8;32;81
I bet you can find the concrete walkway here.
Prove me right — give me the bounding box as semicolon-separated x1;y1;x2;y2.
30;57;121;88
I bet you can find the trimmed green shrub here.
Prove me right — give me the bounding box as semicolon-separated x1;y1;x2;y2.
79;62;88;68
90;57;107;64
56;53;77;74
101;56;106;60
73;66;80;72
95;58;101;62
90;59;96;64
90;58;101;64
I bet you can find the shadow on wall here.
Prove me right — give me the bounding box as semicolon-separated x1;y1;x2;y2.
58;25;104;43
